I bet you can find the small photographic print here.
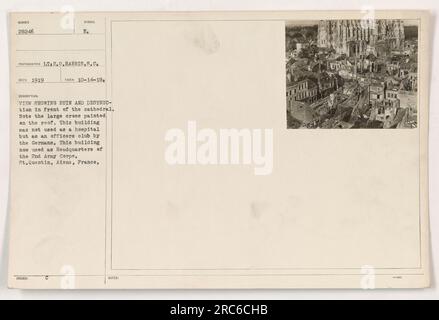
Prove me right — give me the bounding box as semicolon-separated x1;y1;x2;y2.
286;19;418;129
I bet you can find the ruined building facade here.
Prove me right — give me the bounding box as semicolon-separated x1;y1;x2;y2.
317;20;405;57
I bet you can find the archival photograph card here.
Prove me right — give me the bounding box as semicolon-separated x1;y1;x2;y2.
8;10;430;289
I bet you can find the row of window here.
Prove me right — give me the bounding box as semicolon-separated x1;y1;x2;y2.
286;81;309;96
387;92;398;99
287;88;318;101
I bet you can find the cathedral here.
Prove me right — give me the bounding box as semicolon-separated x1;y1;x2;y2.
317;20;405;57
